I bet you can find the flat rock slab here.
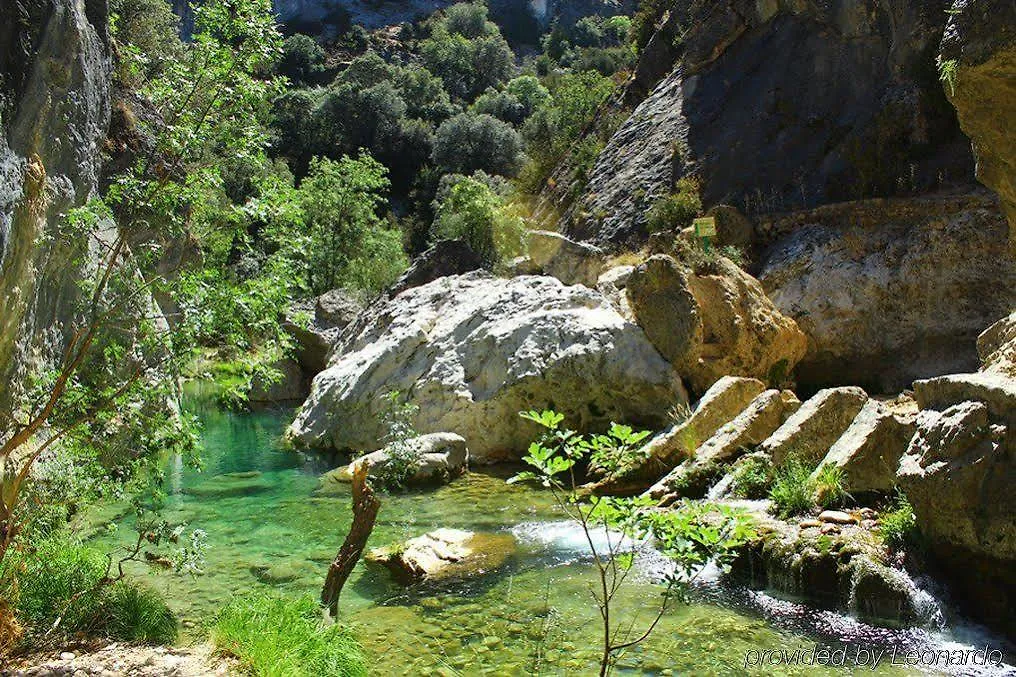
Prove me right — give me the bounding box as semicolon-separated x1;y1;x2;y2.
367;528;516;585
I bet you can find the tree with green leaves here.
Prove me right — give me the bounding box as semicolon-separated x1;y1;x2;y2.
510;410;756;676
1;0;284;625
299;153;405;295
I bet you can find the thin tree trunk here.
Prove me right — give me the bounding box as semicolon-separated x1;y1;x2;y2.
321;463;380;618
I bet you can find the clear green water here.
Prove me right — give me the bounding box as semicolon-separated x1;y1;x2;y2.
83;396;1010;676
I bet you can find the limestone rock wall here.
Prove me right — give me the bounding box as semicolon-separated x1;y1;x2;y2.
541;0;972;247
0;0;111;418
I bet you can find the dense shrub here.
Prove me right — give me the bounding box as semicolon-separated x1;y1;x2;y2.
396;65;459;124
109;0;184;86
0;537;177;646
431;174;525;266
730;455;774;499
432;113;524;177
421;5;515;101
212;593;367;677
646;177;702;232
298;154;406;295
769;459;815;518
278;34;326;84
878;493;918;550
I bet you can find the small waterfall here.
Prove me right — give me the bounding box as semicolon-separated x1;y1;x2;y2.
847;558;946;629
706;472;735;500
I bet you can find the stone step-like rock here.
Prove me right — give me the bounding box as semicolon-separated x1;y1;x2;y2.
811;400;915;496
646;389;801;501
762;386;869;466
588;375;766;496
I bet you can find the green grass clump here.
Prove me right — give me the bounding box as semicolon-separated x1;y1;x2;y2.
646;177;702;233
878;493;918;550
812;464;851;509
212;592;368;677
0;536;177;646
100;583;178;644
730;455;774;499
768;459;814;518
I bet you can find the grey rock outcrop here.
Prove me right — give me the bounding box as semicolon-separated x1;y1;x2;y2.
545;0;972;246
387;239;482;299
286;272;686;462
627;255;807;395
811;400;916;496
527;229;604;287
761;387;869;466
977;311;1016;376
939;0;1016;239
758;192;1015;392
897;399;1015;634
0;0;111;417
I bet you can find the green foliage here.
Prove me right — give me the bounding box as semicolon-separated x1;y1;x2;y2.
101;583;179;644
632;0;670;52
646;177;702;232
299;154;405;295
430;174;526;266
0;537;177;646
212;592;367;677
813;464;851;509
278;34;326;84
768;459;815;518
519;70;616;192
730;455;774;499
421;5;514;101
509;409;756;672
109;0;183;87
432;112;525;177
938;58;959;96
666;460;725;498
369;391;422;492
878;493;918;550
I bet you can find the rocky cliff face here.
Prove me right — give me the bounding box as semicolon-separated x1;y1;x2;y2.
541;0;973;247
0;0;111;416
939;0;1016;243
757;190;1016;392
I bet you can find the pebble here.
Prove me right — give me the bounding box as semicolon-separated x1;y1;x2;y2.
799;519;823;529
820;523;841;535
59;653;76;661
818;509;857;525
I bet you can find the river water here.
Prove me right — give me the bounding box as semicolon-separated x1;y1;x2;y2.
82;396;1014;676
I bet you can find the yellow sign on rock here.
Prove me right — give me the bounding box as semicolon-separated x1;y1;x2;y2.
694;216;717;238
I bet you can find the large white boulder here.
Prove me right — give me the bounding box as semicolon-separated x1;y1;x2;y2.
286;273;686;462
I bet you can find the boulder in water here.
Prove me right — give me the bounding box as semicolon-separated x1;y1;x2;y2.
366;528;516;584
318;433;469;491
286;272;686;463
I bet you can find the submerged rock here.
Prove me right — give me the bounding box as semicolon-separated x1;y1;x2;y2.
184;471;272;498
318;433;468;490
366;528;516;585
286;272;686;462
627;255;806;395
590;376;766;496
762;387;868;466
